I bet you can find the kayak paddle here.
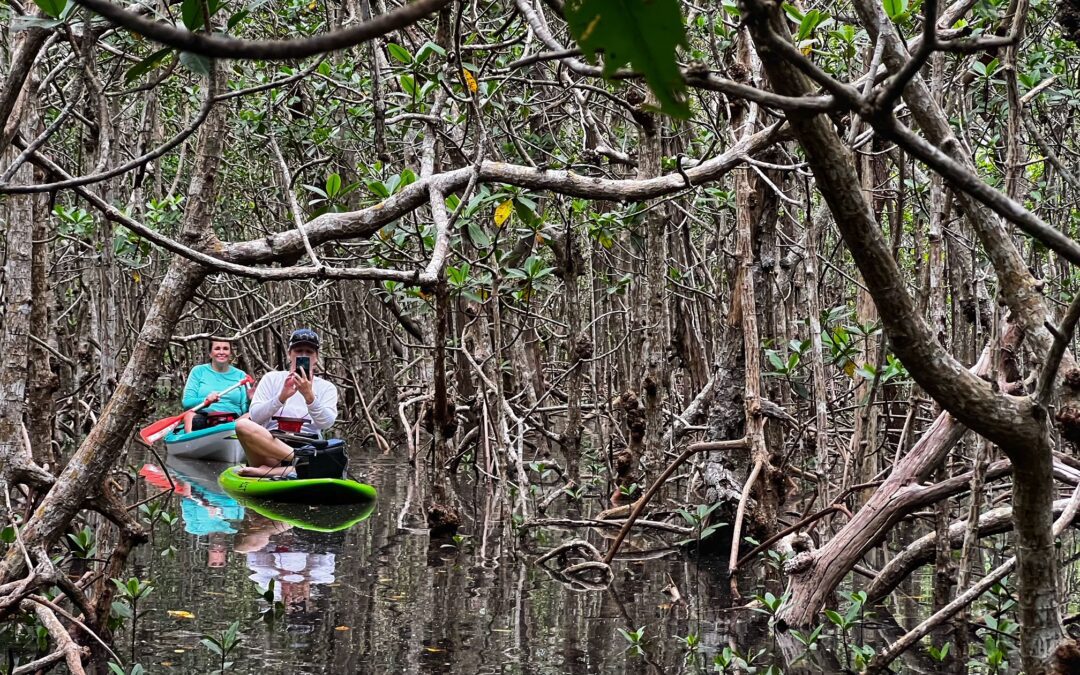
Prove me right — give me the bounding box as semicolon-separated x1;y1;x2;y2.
139;374;254;445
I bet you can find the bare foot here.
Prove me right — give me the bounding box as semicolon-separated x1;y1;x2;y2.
237;465;295;478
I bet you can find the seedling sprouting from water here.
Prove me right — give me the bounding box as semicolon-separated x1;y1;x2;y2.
256;579;285;624
752;590;789;628
825;590;868;669
712;646;766;673
107;662;146;675
112;577;153;662
675;502;725;548
201;620;242;674
617;625;646;656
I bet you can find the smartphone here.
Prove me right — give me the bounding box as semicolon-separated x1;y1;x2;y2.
295;356;311;378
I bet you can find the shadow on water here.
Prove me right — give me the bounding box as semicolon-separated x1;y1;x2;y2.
125;448;835;674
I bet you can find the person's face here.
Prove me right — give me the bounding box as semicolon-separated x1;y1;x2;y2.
210;341;232;364
289;346;318;374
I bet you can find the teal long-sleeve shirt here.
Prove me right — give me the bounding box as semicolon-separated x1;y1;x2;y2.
182;364;249;414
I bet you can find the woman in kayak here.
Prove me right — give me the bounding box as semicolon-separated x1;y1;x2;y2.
182;339;251;432
234;328;338;477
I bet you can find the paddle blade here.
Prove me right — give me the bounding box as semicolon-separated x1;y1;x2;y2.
139;414;183;445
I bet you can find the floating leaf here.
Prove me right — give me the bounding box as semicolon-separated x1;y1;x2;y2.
167;610;195;620
462;68;478;93
494;200;513;227
564;0;689;118
334;625;350;631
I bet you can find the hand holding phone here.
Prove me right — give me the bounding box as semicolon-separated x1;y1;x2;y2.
295;355;311;379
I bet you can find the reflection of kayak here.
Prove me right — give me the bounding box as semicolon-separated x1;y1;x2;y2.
218;467;377;505
140;462;245;535
239;498;376;533
165;423;245;463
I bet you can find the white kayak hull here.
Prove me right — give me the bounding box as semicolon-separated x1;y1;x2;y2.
164;423;246;463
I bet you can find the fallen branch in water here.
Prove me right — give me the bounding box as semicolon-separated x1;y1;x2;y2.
602;437;749;565
522;517;692;536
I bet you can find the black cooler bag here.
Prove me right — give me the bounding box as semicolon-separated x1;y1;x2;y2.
292;439;349;479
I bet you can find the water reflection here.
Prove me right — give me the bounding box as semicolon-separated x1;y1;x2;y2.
131;454;779;674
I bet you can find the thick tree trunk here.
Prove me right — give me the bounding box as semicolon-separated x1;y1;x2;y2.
0;66;226;584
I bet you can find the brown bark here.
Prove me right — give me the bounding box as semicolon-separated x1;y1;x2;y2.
0;66;226;584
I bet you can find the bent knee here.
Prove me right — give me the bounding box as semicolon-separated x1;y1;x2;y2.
234;418;261;437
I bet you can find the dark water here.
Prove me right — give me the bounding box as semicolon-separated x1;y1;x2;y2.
124;454;779;674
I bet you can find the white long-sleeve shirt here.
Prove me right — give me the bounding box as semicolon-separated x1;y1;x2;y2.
248;370;338;435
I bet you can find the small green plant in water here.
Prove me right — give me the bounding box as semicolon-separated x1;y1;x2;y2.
675;502;726;547
617;625;646;656
713;646;767;673
201;620;242;674
752;590;789;628
107;663;146;675
112;577;153;663
256;579;285;624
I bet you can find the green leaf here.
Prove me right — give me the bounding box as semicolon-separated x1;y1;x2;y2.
201;638;224;656
387;43;413;64
564;0;690;118
325;173;342;198
125;48;175;84
33;0;66;18
415;41;445;64
179;51;212;76
181;0;205;31
467;222;491;248
882;0;907;20
366;181;390;199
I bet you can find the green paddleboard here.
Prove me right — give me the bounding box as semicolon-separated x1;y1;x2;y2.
218;466;377;505
238;498;377;532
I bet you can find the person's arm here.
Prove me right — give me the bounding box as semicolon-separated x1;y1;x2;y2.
306;379;338;430
247;373;282;425
182;366;206;409
237;370;250;414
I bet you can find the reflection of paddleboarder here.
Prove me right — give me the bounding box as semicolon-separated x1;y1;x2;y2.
234;514;341;633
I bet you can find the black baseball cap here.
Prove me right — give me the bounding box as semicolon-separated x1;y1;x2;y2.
288;328;320;351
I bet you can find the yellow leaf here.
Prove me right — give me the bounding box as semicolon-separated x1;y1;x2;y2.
462;68;478;94
308;0;316;9
494;200;513;227
424;646;446;653
335;625;350;631
167;610;195;620
132;271;141;283
843;361;856;378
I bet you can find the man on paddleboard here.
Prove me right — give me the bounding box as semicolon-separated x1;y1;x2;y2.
234;328;339;477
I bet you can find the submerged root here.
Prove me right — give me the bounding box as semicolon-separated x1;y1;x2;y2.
535;539;613;591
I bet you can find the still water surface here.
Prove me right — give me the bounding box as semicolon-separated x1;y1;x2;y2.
131;454;772;674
